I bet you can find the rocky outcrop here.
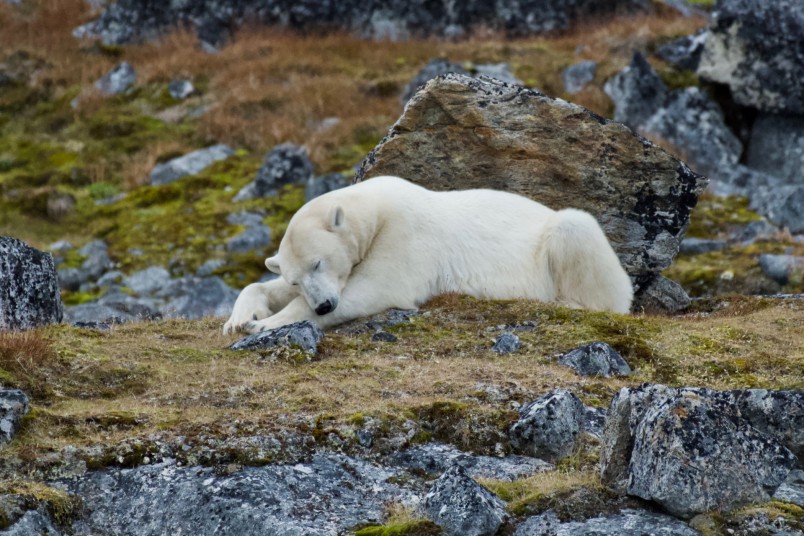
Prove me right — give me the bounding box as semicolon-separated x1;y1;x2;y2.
423;465;508;536
697;0;804;114
0;237;63;331
234;143;314;202
229;321;324;355
149;144;234;186
75;0;651;45
63;454;416;536
356;74;707;310
0;389;29;444
601;384;802;517
509;389;585;462
558;341;631;377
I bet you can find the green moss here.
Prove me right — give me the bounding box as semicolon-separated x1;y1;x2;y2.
62;288;105;306
353;521;442;535
0;481;82;528
687;194;761;239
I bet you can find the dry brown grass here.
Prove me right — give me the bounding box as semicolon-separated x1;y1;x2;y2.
3;2;705;174
0;330;63;398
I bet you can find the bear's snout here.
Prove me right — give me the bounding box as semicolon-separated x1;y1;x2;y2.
315;299;335;315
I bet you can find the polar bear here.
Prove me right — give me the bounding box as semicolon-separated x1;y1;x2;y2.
223;176;633;334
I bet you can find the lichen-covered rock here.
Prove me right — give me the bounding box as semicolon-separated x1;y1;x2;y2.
509;389;585;462
148;144;234;186
746;114;804;185
160;276;238;319
0;389;30;444
225;223;272;253
94;61;136;95
627;393;796;518
391;443;552;482
423;464;507;536
601;384;804;513
402;59;469;102
234;143;314;202
603;52;668;130
562;60;597;94
584;406;607;439
492;332;520;354
63;454;416;535
558;341;631;377
229;321;324;355
75;0;650;45
356;74;707;305
123;266;172;296
697;0;804;114
515;508;699;536
0;236;63;331
773;469;804;507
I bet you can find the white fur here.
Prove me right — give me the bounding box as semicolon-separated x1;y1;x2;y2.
223;176;633;334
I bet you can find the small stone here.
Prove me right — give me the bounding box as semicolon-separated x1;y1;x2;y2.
562;60;597;94
558;341;631;377
633;275;691;314
423;465;507;536
168;79;194;99
234;144;314;202
124;266;172;296
491;332;520;354
509;389;585;462
0;389;30;444
72;321;111;330
226;211;265;227
149;144;234;186
225;224;272;253
679;237;727;255
371;331;397;343
229;321;325;355
95;61;136;95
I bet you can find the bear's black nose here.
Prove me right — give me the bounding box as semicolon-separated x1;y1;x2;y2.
315;300;334;315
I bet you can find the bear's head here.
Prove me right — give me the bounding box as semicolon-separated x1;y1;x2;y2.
265;204;358;316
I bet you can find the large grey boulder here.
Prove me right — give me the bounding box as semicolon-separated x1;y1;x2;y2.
509;389;585;462
0;389;30;444
229;321;324;355
601;385;802;517
628;393;796;518
148;144;234;186
64;454;416;535
75;0;651;45
356;74;707;311
0;237;63;331
749;185;804;234
697;0;804;114
95;61;136;95
641;87;743;179
746;114;804;185
423;465;507;536
514;509;699;536
234;143;314;202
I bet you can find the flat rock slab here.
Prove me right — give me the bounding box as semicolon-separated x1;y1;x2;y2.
228;321;324;355
356;74;707;300
515;509;699;536
1;236;63;331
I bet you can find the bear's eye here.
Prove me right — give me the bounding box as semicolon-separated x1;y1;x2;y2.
313;260;321;271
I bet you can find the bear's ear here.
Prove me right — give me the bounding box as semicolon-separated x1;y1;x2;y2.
265;256;281;274
328;206;345;231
